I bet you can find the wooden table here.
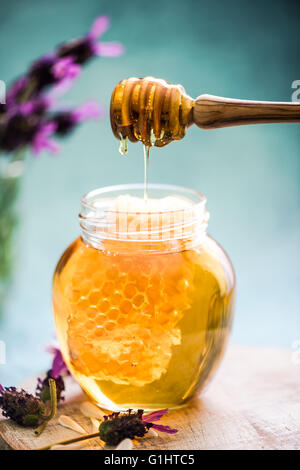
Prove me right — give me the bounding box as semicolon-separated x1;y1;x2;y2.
0;346;299;450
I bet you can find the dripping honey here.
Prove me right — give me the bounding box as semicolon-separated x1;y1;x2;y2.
110;77;194;148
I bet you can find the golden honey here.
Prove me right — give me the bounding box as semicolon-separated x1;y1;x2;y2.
110;77;194;149
53;185;235;411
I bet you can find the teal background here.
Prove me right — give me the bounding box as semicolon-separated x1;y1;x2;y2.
0;0;299;384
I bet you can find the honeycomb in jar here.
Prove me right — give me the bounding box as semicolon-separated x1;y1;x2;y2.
65;248;195;386
65;194;196;387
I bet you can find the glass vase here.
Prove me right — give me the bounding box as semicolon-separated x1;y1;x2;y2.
0;152;24;314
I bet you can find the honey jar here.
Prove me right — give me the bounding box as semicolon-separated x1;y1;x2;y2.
53;184;235;410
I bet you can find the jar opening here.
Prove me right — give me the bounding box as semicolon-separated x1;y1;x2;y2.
79;184;209;251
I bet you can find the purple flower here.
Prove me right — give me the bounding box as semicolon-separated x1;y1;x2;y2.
52;101;103;136
47;78;76;103
29;54;58;92
57;15;124;64
32;122;59;155
6;77;29;106
36;370;65;403
0;110;40;152
0;97;52;152
89;16;124;57
99;408;178;445
0;385;45;427
0;15;123;155
45;344;70;378
72;101;104;122
16;97;50;116
52;57;81;80
89;15;110;38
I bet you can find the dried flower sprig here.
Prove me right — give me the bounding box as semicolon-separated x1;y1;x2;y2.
35;343;71;404
100;410;151;445
0;379;57;435
36;370;65;404
36;408;178;450
0;15;123;155
0;385;45;427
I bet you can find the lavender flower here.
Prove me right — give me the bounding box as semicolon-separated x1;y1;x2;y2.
0;109;40;152
9;96;50;118
53;101;103;136
57;16;124;65
6;77;29;106
99;409;178;445
52;57;81;80
32;122;59;155
0;15;123;155
36;370;65;403
0;385;45;427
28;54;58;93
99;410;148;445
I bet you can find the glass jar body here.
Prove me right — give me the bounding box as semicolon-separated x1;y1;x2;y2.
53;233;235;411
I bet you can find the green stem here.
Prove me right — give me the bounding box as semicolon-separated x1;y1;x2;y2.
19;77;38;103
35;419;48;437
46;378;58;421
35;379;57;436
36;432;100;450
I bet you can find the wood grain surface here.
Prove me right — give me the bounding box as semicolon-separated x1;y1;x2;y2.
0;346;299;450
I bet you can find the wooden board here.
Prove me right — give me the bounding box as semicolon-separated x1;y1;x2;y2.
0;346;299;450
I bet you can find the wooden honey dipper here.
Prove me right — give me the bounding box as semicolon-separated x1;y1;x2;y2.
110;76;300;149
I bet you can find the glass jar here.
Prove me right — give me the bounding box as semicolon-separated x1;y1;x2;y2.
53;184;235;411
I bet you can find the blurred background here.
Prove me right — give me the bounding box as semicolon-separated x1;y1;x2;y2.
0;0;299;385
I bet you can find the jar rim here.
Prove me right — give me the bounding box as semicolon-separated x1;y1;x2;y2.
81;183;207;214
79;183;209;250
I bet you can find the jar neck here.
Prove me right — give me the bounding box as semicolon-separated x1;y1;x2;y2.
79;184;210;254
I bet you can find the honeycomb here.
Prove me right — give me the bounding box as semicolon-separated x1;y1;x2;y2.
65;248;194;387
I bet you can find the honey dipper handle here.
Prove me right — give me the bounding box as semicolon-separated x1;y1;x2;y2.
193;94;300;129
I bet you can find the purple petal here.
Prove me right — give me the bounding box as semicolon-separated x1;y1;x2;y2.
89;15;110;39
151;424;178;434
143;408;169;423
94;41;125;57
73;101;105;123
52;57;81;80
7;77;28;105
18;101;35;116
51;351;67;378
49;78;75;101
32;122;59;156
45;344;70;378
